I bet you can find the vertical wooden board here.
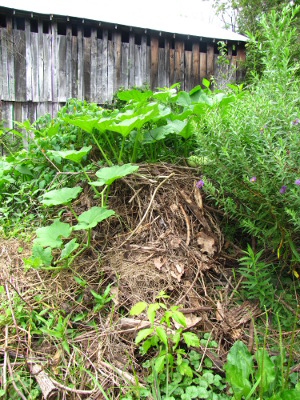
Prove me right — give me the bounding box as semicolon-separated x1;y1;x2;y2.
51;22;58;101
43;33;52;101
0;29;9;100
129;33;135;88
146;45;151;86
71;35;78;99
0;34;2;99
207;44;214;80
90;28;97;103
28;102;37;124
184;51;192;92
30;33;39;102
113;32;122;93
107;39;114;102
66;25;72;100
150;37;158;90
58;35;67;102
21;103;29;147
37;102;46;120
52;102;59;119
174;41;184;90
232;56;237;82
96;38;103;104
2;102;13;128
141;35;147;85
38;22;44;101
164;39;170;88
169;48;175;86
101;30;108;103
200;52;207;84
45;102;53;118
83;37;91;102
25;20;32;101
158;47;165;88
135;45;142;87
6;18;15;101
236;46;245;81
77;26;84;100
13;102;22;128
14;30;26;101
192;43;200;87
121;42;129;90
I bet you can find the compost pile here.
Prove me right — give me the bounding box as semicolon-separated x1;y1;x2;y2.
0;164;259;399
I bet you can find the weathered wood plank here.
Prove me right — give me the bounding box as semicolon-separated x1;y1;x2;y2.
0;29;9;100
58;35;67;102
107;38;114;101
175;41;184;90
51;22;58;101
158;47;165;88
135;44;142;87
25;20;32;101
96;38;103;103
43;33;52;101
30;32;39;101
71;34;78;98
141;35;147;85
113;32;122;92
45;102;53;118
38;22;44;101
101;30;108;103
236;46;245;82
37;102;46;120
169;48;175;86
66;25;72;100
14;102;22;131
164;38;170;88
192;43;200;87
146;44;151;85
200;52;207;84
77;26;84;100
83;36;91;101
90;28;97;102
6;18;15;101
51;102;58;119
14;29;26;101
150;37;159;90
121;42;129;90
28;102;37;124
207;44;214;80
1;102;13;128
129;33;135;88
21;103;29;147
184;50;192;92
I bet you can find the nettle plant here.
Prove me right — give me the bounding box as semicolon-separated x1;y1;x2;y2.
129;294;227;399
24;163;138;270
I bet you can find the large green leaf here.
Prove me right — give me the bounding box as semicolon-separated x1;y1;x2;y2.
142;124;173;144
135;328;154;344
224;341;253;400
32;244;53;267
66;117;98;133
130;301;148;316
34;219;72;249
48;146;92;164
73;207;115;231
155;326;168;346
254;349;276;393
41;187;82;206
117;89;152;103
107;116;140;137
92;164;139;187
60;238;79;260
182;332;200;348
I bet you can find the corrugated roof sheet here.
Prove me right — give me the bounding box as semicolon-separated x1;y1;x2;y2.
0;0;247;42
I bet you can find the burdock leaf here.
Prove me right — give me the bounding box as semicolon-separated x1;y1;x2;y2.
92;164;139;187
60;238;79;259
42;187;82;206
73;207;115;231
34;219;72;249
48;146;92;164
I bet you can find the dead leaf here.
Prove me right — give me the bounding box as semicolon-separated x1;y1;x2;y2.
194;187;203;214
110;286;119;306
153;257;166;270
216;300;224;322
170;203;178;213
197;232;216;256
170;263;184;282
169;237;181;249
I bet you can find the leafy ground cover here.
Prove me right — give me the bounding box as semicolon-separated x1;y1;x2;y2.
0;4;300;400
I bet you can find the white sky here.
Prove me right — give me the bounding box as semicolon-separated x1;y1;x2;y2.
0;0;246;41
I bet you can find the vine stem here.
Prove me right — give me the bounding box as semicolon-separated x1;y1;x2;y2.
90;131;112;166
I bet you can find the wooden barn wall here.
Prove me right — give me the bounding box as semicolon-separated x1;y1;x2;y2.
0;17;245;127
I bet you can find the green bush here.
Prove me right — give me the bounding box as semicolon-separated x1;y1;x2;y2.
196;5;300;264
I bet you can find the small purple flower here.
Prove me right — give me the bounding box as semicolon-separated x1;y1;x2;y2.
280;185;287;194
250;176;256;183
292;118;299;126
196;180;204;189
295;178;300;186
